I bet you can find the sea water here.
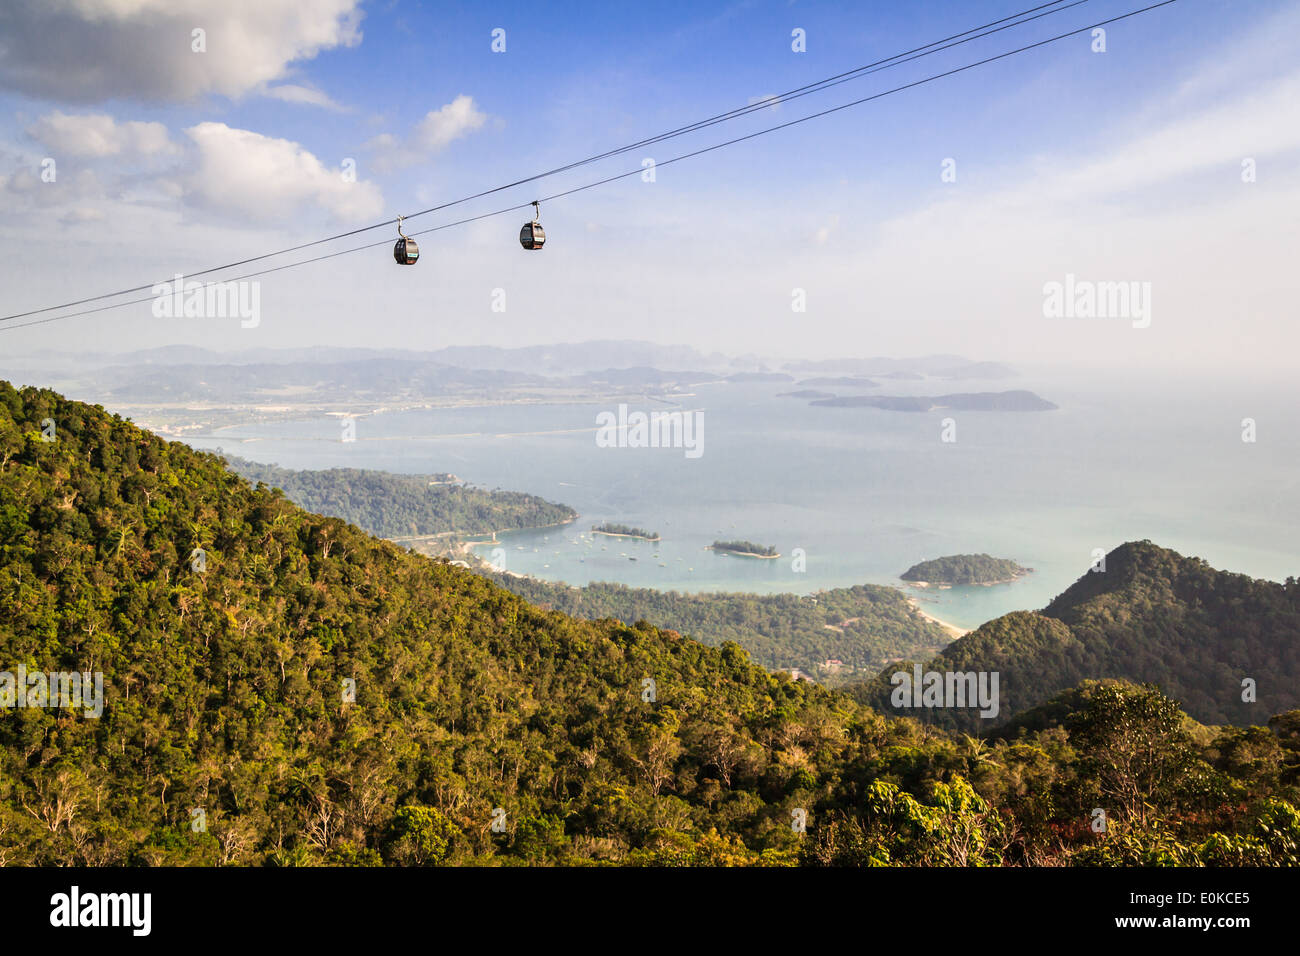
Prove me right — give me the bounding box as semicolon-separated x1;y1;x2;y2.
186;366;1299;631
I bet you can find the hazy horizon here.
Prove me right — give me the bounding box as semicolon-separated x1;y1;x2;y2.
0;340;1292;386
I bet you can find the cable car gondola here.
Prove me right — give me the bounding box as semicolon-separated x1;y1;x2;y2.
519;201;546;250
393;215;419;265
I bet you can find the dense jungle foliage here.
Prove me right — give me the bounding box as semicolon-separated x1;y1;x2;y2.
486;575;950;679
1;382;1298;867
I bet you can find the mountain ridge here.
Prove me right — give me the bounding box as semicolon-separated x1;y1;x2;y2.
853;540;1300;729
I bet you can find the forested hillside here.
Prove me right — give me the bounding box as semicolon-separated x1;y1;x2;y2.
222;455;576;538
0;383;838;865
487;576;950;681
2;383;1299;868
855;541;1300;730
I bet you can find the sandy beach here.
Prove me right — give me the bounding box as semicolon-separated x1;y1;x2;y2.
908;598;971;639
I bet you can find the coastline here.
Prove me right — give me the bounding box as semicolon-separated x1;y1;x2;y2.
907;597;971;640
904;570;1031;589
904;574;1024;590
591;529;661;542
708;546;781;559
388;514;578;549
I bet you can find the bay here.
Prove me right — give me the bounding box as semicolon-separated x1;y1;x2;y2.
187;367;1299;631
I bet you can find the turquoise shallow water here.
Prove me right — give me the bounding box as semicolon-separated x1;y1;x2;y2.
187;367;1299;631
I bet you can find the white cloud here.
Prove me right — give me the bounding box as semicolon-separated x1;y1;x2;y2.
27;111;177;158
1166;2;1300;107
263;83;347;111
415;96;488;150
0;165;103;204
366;95;489;170
181;122;383;223
2;114;382;225
1008;72;1300;209
58;206;106;225
0;0;363;102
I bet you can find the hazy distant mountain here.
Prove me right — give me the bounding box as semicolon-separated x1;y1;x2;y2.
576;367;719;386
3;341;733;376
7;342;1011;380
87;359;547;403
782;355;973;376
0;344;1032;421
424;341;731;374
9;345;432;369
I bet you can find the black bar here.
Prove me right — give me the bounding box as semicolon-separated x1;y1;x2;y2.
2;866;1277;942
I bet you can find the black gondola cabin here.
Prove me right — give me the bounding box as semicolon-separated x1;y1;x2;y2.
520;201;545;250
519;220;545;250
393;236;419;265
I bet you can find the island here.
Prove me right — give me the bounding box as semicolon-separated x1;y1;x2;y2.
901;553;1032;586
591;522;661;541
710;539;780;559
810;390;1057;412
796;376;879;387
726;371;795;383
777;389;837;399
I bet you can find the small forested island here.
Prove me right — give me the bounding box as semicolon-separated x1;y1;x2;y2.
592;522;660;541
711;539;780;558
901;553;1031;586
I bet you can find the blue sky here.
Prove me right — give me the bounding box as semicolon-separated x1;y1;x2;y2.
1;0;1297;371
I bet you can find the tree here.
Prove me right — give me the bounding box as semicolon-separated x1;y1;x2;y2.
381;805;461;866
1066;683;1197;825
